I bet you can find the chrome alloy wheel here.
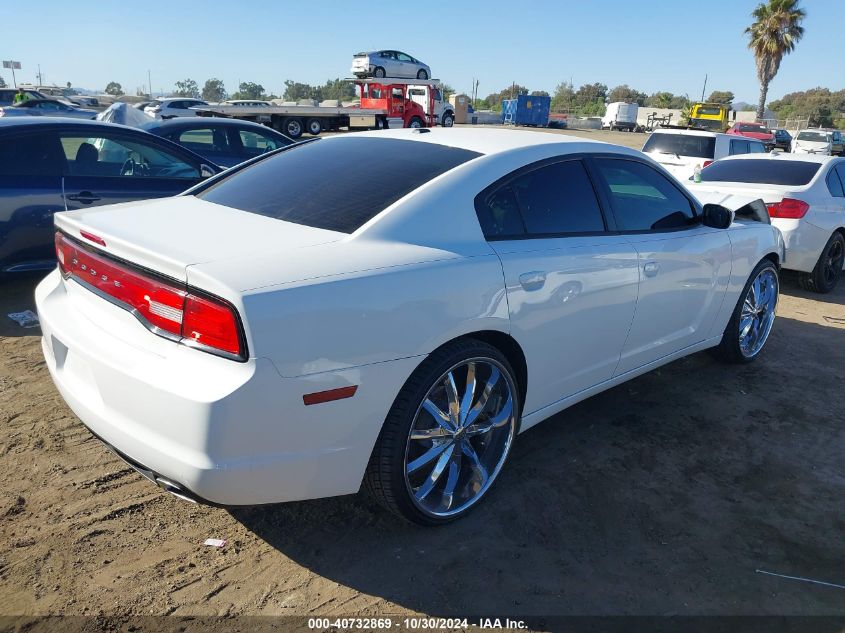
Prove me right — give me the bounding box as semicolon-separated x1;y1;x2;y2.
739;267;778;358
404;358;517;518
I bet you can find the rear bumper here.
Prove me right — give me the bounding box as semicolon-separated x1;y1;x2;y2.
771;219;829;273
36;269;420;506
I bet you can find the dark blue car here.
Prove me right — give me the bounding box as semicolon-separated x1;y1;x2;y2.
0;118;221;274
142;118;293;168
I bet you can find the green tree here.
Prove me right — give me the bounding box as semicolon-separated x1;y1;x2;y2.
0;75;6;89
745;0;806;120
551;81;575;112
202;78;227;102
173;78;200;99
647;91;674;109
574;82;608;115
319;78;356;102
769;87;845;127
104;81;124;96
608;84;647;105
707;90;735;106
530;90;550;97
232;82;267;100
282;80;315;101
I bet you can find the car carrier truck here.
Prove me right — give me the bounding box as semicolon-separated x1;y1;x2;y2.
194;78;455;139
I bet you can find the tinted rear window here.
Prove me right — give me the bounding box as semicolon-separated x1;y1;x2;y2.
642;133;715;159
700;159;821;186
196;138;481;233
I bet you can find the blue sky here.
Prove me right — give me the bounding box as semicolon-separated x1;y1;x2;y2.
3;0;842;103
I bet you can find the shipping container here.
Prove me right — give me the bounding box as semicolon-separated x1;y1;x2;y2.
502;95;551;127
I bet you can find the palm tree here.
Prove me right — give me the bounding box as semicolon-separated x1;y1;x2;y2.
745;0;806;121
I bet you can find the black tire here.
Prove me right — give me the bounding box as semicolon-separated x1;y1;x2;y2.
373;67;386;78
305;118;322;136
797;232;844;294
711;259;779;364
417;69;429;80
283;118;303;139
364;339;521;525
408;116;423;129
441;112;454;127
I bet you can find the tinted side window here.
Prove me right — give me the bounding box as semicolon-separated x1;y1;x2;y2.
827;167;845;198
476;186;525;238
593;158;695;231
59;134;200;179
749;142;766;153
837;166;845;195
0;131;65;176
178;128;228;152
730;139;750;155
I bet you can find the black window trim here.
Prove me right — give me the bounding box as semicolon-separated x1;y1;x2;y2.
828;163;845;198
473;154;613;241
586;154;703;235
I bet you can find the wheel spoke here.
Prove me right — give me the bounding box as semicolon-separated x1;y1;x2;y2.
407;440;451;475
441;453;462;510
414;443;454;501
462;366;500;429
409;426;451;441
421;398;454;433
466;392;513;437
444;372;461;429
458;362;477;428
461;440;489;489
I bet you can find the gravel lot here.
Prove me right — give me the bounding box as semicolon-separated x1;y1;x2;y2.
1;129;843;619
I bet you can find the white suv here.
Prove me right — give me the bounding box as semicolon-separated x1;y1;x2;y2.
144;98;209;119
642;128;766;181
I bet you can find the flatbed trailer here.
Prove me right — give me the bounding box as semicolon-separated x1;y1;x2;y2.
194;78;452;139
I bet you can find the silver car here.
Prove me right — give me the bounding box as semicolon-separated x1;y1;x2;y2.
351;50;431;80
3;98;97;119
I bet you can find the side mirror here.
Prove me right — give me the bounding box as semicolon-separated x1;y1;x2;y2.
200;164;215;179
702;204;734;229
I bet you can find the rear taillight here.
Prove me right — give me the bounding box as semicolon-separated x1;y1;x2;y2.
702;160;713;168
55;232;245;360
766;198;810;219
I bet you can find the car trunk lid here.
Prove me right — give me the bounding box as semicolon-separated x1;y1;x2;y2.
54;195;345;283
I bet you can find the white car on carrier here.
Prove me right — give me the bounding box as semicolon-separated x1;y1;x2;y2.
37;129;784;525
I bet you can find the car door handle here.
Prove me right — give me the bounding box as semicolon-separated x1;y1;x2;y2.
519;271;546;291
643;261;660;277
66;191;101;204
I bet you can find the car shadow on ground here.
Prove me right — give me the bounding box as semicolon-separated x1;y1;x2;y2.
0;272;48;338
780;271;845;308
231;315;845;616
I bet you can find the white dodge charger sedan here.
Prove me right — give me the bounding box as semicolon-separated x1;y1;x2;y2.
36;129;784;525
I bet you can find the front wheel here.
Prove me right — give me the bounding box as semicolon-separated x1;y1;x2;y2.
441;112;454;127
417;69;429;80
365;339;520;525
408;116;423;129
373;66;386;78
712;259;779;364
798;232;844;294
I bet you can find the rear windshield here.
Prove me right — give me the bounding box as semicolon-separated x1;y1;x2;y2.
699;159;821;186
196;137;480;233
642;133;715;159
796;131;828;142
739;124;770;133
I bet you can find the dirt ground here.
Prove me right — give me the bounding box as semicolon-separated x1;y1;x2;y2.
1;130;844;620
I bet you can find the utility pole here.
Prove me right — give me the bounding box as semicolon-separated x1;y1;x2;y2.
148;70;152;98
37;64;42;86
700;74;708;102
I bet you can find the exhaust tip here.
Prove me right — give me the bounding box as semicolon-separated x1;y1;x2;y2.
155;476;198;503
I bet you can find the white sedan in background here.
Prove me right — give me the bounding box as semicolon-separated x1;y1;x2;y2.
689;154;845;293
36;129;783;525
144;97;209;119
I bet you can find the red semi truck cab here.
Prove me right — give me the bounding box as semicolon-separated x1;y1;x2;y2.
358;81;428;129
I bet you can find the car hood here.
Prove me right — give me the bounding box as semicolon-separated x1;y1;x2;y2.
53;195;345;283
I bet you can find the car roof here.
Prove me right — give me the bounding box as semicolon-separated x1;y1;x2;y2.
0;116;142;131
650;128;726;138
717;152;839;165
341;127;620;156
154;97;205;103
141;117;277;131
